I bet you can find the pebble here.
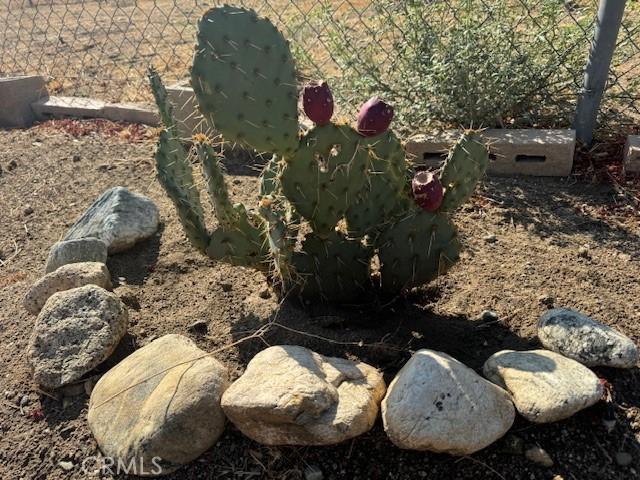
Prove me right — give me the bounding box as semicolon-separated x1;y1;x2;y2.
577;246;591;259
187;320;208;334
58;461;74;471
525;446;554;467
23;206;34;216
19;395;30;407
304;465;323;480
221;283;233;292
481;310;499;322
615;451;633;467
4;390;15;400
483;234;497;243
72;154;81;162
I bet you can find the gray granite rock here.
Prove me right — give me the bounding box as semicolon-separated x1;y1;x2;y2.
538;308;638;368
382;349;515;455
221;345;386;445
483;349;603;423
88;335;228;476
64;186;159;253
24;262;112;314
28;285;128;389
44;237;107;273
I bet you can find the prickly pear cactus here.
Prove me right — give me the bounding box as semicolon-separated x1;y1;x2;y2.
149;6;489;304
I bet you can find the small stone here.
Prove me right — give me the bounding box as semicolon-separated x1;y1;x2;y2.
19;395;30;407
483;234;497;243
483;349;602;423
44;237;108;274
28;285;128;389
615;451;633;467
24;206;34;216
58;461;74;471
304;465;323;480
382;349;514;455
4;390;15;400
538;308;638;368
72;154;81;162
221;283;233;292
24;262;112;315
187;320;208;334
481;310;499;322
7;159;17;171
88;335;228;476
525;446;553;467
63;186;159;254
577;246;590;259
221;345;385;445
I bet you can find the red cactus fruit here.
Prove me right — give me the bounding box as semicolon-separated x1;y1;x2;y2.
356;96;394;137
412;171;444;212
302;81;334;125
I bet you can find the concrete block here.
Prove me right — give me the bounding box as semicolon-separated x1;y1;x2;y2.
623;136;640;174
32;96;106;119
166;81;213;139
102;103;159;125
405;129;575;176
0;76;48;128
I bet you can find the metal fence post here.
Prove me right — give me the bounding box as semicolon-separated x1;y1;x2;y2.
574;0;627;145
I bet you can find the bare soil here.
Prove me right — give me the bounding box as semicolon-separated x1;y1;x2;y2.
0;120;639;479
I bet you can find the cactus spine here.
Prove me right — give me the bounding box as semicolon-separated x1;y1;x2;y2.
149;6;489;303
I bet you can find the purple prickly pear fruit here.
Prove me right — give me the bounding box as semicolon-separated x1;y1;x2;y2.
356;96;394;137
302;81;334;125
412;171;443;212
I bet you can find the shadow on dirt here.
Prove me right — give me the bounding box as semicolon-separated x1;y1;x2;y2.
107;224;163;286
481;176;639;254
230;294;537;378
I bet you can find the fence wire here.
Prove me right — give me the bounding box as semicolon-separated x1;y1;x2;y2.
1;0;639;134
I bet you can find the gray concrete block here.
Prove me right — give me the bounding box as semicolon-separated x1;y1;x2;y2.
0;76;48;128
166;81;213;139
32;96;106;119
103;103;159;125
623;136;640;174
405;129;575;176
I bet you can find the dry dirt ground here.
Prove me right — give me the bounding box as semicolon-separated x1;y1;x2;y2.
0;120;639;479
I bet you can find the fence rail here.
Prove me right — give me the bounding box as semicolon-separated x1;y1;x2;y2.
1;0;639;136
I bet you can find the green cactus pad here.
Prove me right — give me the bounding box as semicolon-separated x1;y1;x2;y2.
377;210;461;295
259;196;296;284
259;155;281;197
207;205;268;268
280;123;370;236
192;6;299;155
439;131;489;211
345;131;408;238
292;231;372;303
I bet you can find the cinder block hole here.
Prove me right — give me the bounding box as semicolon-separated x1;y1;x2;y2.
515;154;546;163
422;152;447;163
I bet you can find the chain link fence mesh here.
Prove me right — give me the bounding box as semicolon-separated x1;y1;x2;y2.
1;0;639;133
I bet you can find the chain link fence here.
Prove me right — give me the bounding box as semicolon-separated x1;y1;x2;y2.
1;0;639;134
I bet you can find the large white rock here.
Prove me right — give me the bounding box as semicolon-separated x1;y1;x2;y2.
27;285;128;389
24;262;112;314
538;308;638;368
382;349;515;455
63;186;159;253
88;335;228;476
221;345;386;445
44;237;108;273
483;349;603;423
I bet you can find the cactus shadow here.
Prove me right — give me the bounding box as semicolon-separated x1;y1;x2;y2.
480;176;640;253
230;295;536;375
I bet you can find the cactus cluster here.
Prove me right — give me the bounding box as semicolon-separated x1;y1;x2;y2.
149;5;489;304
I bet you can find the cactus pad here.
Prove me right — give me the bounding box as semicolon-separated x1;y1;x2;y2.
377;210;461;295
192;6;299;155
345;131;407;238
439;132;489;211
292;231;372;302
280;123;369;236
